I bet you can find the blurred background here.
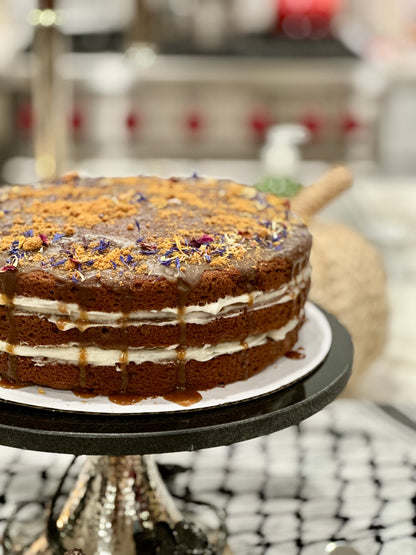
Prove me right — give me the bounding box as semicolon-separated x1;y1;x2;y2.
0;0;414;401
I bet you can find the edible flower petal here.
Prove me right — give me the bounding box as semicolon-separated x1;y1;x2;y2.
39;234;49;246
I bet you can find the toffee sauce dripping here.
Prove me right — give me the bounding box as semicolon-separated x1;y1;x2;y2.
78;346;88;389
119;286;135;394
0;375;27;389
55;303;71;332
108;393;144;405
241;268;257;380
72;389;98;399
55;318;68;331
176;278;190;390
76;285;94;391
59;308;92;394
119;347;129;393
118;309;130;394
58;302;67;314
163;389;202;406
57;301;89;389
1;272;18;381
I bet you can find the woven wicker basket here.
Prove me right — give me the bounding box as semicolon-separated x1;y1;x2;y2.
291;167;388;392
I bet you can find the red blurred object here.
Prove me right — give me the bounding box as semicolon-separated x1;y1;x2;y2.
249;109;273;139
126;110;141;132
341;113;360;134
16;103;33;133
274;0;343;37
71;108;83;132
277;0;342;18
301;113;323;137
186;111;203;132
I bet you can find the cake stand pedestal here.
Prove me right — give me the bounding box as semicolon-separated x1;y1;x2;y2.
0;310;352;554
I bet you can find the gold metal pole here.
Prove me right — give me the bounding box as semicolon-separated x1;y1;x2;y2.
31;0;68;181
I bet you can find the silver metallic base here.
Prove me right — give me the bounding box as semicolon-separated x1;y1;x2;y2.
3;455;229;554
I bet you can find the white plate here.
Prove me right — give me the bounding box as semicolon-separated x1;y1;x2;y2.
0;302;331;414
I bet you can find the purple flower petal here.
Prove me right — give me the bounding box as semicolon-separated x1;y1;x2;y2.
51;259;66;267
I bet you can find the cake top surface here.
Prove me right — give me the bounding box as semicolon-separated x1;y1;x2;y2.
0;174;310;287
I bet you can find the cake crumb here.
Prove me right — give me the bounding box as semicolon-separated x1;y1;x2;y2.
22;236;43;251
64;225;75;236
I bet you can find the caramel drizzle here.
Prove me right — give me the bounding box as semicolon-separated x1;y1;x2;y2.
56;301;132;394
117;279;134;395
119;347;129;394
57;303;91;389
56;318;68;331
241;271;256;380
56;302;70;331
176;279;190;390
118;300;131;393
0;375;27;389
76;300;89;389
72;389;98;399
109;390;202;406
57;302;68;314
76;308;88;332
108;393;144;405
78;346;87;389
163;389;202;406
1;272;18;381
55;314;90;332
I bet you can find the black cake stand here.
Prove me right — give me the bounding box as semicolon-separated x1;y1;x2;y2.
0;309;353;554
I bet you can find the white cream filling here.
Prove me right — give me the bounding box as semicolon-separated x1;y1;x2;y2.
2;265;311;331
0;315;301;366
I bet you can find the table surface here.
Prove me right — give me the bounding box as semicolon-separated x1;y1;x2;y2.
0;399;415;555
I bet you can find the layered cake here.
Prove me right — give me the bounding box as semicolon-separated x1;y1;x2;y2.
0;174;311;397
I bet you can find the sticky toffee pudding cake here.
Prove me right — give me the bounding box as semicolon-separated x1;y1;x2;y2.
0;175;311;397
